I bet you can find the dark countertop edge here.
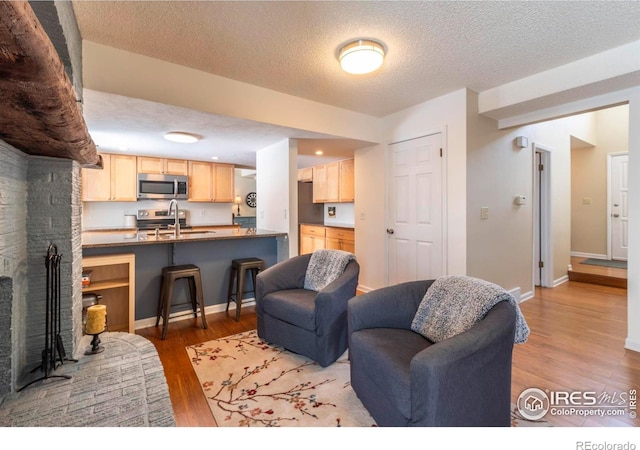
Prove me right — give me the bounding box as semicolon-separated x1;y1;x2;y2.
82;230;287;249
83;224;237;233
299;223;355;229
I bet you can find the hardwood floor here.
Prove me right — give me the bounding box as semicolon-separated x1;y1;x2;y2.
567;256;627;288
137;281;640;427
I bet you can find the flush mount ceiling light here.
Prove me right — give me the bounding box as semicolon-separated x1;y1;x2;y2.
163;131;200;144
338;39;385;75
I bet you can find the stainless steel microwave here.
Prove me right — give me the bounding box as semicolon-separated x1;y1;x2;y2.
137;173;188;200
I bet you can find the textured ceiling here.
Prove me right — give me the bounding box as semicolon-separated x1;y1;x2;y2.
70;1;640;167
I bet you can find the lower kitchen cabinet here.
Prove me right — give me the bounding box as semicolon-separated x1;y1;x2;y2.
299;225;354;255
299;225;326;254
325;227;355;253
82;253;135;333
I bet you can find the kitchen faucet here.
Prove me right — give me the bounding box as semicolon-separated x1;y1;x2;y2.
167;199;181;237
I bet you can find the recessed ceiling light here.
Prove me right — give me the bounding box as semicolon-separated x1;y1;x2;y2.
211;156;219;160
339;39;385;74
315;150;324;155
163;131;200;143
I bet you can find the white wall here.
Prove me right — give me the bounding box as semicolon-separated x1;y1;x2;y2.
626;89;640;352
354;89;468;291
256;139;297;256
323;202;354;228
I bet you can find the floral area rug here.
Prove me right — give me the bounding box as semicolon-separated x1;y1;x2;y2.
187;330;550;427
186;329;375;427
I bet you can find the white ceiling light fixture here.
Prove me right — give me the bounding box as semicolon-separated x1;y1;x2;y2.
338;39;385;75
163;131;200;143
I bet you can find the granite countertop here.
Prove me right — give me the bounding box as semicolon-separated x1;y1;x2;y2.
82;228;287;249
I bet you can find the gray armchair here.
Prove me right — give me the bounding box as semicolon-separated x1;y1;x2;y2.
255;253;360;367
348;280;516;427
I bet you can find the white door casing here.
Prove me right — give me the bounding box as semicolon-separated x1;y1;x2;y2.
609;153;629;260
387;132;444;285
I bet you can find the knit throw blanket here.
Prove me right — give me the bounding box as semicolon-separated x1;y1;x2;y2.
303;249;355;292
411;275;530;344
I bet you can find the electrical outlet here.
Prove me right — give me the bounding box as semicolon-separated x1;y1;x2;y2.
582;197;592;205
481;207;489;220
199;210;205;217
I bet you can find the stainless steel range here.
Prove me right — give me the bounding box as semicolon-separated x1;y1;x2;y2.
136;208;188;231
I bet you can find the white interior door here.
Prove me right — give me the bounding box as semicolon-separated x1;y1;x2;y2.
387;133;444;285
610;153;629;260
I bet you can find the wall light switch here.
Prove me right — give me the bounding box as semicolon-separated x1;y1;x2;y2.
582;197;592;205
481;207;489;220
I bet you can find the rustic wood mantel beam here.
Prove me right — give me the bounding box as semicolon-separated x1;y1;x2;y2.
0;1;99;165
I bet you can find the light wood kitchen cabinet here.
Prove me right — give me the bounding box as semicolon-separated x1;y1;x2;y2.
299;224;326;255
188;161;235;202
325;227;355;253
82;253;135;333
339;158;354;202
82;153;137;202
312;165;327;203
137;156;188;175
298;167;313;182
312;158;354;203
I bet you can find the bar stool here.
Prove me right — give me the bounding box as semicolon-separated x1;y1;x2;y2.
156;264;208;340
226;257;265;321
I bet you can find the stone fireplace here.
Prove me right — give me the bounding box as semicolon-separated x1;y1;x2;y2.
0;140;83;397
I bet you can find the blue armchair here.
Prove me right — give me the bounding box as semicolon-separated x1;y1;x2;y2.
255;253;360;367
348;280;517;426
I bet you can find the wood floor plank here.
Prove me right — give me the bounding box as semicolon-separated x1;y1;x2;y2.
137;282;638;427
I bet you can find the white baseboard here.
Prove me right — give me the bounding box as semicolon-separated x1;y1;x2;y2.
519;290;535;302
570;251;608;260
553;275;569;287
134;299;255;330
625;337;640;353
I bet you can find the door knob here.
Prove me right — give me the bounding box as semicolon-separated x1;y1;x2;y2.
386;228;395;235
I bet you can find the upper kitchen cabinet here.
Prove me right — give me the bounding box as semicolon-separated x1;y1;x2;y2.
297;167;313;182
137;156;188;175
188;161;235;202
312;158;354;203
339;158;354;202
82;153;137;202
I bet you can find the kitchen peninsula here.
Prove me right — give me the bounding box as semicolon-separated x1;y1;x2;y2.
82;228;288;329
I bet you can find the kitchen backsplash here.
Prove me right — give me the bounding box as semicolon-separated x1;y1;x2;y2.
82;200;235;229
323;202;355;228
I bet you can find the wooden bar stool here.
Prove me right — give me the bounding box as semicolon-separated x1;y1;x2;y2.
226;257;265;321
156;264;208;340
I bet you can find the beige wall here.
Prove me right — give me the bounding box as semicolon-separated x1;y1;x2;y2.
466;90;598;297
466;91;535;295
571;105;629;256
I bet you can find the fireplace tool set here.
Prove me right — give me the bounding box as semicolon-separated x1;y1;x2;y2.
19;244;76;391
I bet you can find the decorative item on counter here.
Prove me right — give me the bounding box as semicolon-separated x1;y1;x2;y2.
124;214;137;228
82;293;102;335
85;304;107;355
81;270;92;287
234;196;242;216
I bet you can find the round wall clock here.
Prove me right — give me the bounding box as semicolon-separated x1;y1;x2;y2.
246;192;257;208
